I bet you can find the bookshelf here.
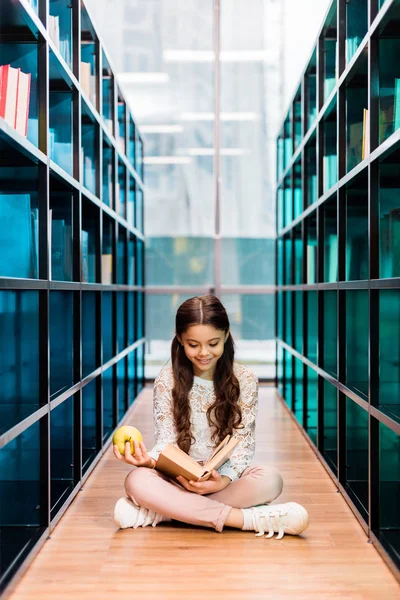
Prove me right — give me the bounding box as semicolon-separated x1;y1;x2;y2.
276;0;400;578
0;0;145;593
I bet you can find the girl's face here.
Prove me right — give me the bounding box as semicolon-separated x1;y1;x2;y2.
178;324;228;379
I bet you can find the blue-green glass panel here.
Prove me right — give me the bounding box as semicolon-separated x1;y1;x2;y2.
346;174;368;281
346;57;368;173
305;137;317;207
379;39;400;144
220;294;275;340
0;43;39;147
82;379;99;474
294;91;302;149
50;396;74;518
277;186;284;232
50;291;74;397
0;291;39;435
306;212;317;284
285;291;293;348
81;104;97;194
294;291;303;354
277;238;284;286
323;291;337;378
117;95;126;154
294;357;303;425
221;238;275;285
346;0;368;63
127;176;135;227
136;188;144;233
102;367;114;441
102;291;114;363
293;160;302;219
128;350;136;405
323;195;338;282
102;52;113;133
379;169;400;279
49;0;73;66
0;421;43;582
323;112;338;192
128;117;136;167
284;234;292;285
128;233;136;286
277;133;284;180
49;88;73;175
277;291;283;341
284;177;292;227
324;40;337;101
145;294;194;341
346;291;369;398
102;142;114;209
379;290;400;423
117;226;126;285
346;398;369;520
137;292;145;340
294;225;302;285
117;358;126;422
305;50;317;131
323;381;338;475
307;367;318;445
82;291;97;378
80;7;97;108
102;215;114;285
136;239;144;286
117;161;126;219
128;292;135;346
137;344;145;394
146;237;213;286
82;200;98;283
137;135;144;182
50;186;73;281
284;350;293;410
0;193;39;278
283;115;292;170
378;422;400;561
307;291;318;364
277;344;284;397
117;292;126;353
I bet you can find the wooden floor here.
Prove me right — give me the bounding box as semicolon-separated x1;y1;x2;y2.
8;386;400;600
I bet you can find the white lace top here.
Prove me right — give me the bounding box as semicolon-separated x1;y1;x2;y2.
148;362;258;481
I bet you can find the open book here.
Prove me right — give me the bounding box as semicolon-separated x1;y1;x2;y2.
156;434;239;482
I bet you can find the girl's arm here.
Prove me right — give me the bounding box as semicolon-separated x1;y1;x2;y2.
218;370;258;481
147;367;178;462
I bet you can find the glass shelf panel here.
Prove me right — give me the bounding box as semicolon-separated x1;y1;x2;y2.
379;149;400;279
128;115;136;167
378;289;400;424
345;290;369;398
322;99;338;193
307;291;318;364
127;174;135;227
277;185;284;232
50;395;74;519
102;291;114;364
81;102;98;195
127;292;136;346
128;349;136;405
117;357;126;423
117;226;126;285
323;194;338;282
284;175;292;228
307;367;318;445
293;224;302;285
49;52;73;175
345;52;368;173
128;232;136;286
345;398;369;522
284;233;292;285
294;290;303;354
117;90;126;154
306;211;317;284
0;291;39;435
323;290;337;378
80;5;98;109
82;378;99;475
322;2;337;103
294;357;303;426
293;159;302;219
102;51;114;135
284;291;293;348
346;0;368;64
82;291;97;378
102;365;114;442
345;171;368;281
305;135;317;207
102;214;114;285
50;179;73;281
117;160;126;219
293;87;302;149
50;291;74;398
82;198;99;283
136;187;144;233
49;0;73;68
378;421;400;569
137;292;144;340
323;381;338;475
305;49;317;131
117;292;126;353
102;139;114;209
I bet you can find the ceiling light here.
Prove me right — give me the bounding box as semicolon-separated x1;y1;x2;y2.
186;148;248;156
180;112;259;121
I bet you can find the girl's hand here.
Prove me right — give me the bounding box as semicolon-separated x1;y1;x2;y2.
113;440;156;469
176;470;230;495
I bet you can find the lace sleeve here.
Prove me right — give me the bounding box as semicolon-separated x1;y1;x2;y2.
147;367;178;461
218;369;258;481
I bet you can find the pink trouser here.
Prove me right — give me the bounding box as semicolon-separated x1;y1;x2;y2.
124;465;283;532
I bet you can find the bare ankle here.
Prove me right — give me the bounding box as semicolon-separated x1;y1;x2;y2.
224;508;244;529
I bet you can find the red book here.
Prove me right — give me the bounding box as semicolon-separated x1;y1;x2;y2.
0;65;20;128
15;70;31;136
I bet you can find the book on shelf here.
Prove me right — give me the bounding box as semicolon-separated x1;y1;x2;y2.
80;62;92;98
0;194;34;278
48;15;60;50
394;78;400;131
156;435;239;482
102;254;113;284
0;65;31;136
81;229;89;282
348;120;363;167
307;244;317;283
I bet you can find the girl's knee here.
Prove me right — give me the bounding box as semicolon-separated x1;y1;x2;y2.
257;465;283;501
124;467;154;504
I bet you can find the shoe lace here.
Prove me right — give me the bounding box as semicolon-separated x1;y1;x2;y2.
254;509;286;540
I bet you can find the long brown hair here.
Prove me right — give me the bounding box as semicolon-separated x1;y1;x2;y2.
171;295;242;453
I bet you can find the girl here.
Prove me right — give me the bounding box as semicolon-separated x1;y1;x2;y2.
113;295;309;539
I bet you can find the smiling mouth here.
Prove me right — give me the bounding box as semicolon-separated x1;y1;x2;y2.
197;358;212;364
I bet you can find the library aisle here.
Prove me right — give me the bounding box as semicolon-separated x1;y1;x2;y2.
6;386;399;600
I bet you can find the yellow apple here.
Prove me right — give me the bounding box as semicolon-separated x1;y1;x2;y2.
113;426;143;456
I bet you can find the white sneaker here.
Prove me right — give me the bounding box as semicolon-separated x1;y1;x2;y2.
251;502;309;539
114;497;166;529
